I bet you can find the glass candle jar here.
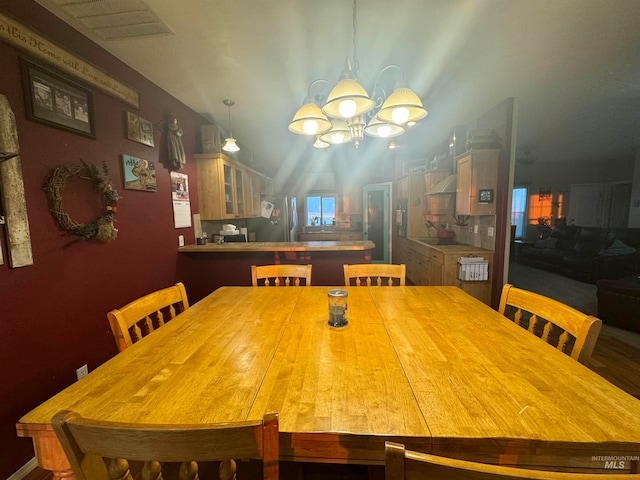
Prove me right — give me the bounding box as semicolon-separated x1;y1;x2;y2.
327;289;348;327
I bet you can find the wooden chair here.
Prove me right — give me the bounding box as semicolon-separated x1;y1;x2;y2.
52;410;279;480
107;282;189;352
251;264;312;286
498;283;602;365
343;263;406;286
385;441;637;479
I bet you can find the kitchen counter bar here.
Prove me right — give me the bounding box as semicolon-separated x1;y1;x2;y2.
178;240;374;252
177;241;375;302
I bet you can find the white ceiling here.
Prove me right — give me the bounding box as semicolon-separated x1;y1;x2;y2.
35;0;640;177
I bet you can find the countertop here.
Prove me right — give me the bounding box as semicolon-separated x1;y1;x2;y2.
178;240;376;253
408;237;493;254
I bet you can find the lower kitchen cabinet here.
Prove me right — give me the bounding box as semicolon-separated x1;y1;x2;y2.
396;237;493;304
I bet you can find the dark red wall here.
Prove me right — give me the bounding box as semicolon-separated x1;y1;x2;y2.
0;2;205;475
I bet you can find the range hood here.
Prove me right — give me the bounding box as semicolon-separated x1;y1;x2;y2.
426;174;457;195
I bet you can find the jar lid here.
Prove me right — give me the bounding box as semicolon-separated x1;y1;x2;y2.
328;289;348;297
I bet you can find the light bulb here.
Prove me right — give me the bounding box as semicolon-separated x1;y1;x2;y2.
331;132;345;144
303;119;319;135
377;125;392;138
391;107;409;125
338;99;357;118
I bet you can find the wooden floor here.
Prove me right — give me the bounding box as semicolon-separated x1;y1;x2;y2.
589;334;640;399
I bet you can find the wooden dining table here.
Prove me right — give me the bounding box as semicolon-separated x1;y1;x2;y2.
17;286;640;478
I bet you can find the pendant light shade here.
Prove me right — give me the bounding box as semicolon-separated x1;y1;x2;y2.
322;77;374;119
376;85;428;125
289;102;332;135
222;99;239;153
223;137;239;152
313;135;330;149
320;119;352;144
364;116;405;138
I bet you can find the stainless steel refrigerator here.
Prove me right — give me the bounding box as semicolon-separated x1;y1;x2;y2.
246;195;298;242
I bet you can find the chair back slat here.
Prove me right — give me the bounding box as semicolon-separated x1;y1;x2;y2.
251;264;312;287
343;264;406;286
498;284;602;365
52;410;279;480
108;283;189;352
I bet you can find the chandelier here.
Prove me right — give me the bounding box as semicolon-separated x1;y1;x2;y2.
288;0;427;149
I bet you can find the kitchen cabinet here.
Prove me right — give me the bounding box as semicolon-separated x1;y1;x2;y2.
248;174;262;218
456;149;500;215
234;168;246;218
299;231;363;242
397;174;428;238
299;232;340;241
195;153;271;220
396;237;493;304
340;186;363;214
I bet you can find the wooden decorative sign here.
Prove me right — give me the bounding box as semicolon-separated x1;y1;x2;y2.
0;11;140;108
0;95;33;267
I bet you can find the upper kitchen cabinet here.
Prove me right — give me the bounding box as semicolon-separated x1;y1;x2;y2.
341;186;363;214
195;153;271;220
455;149;500;216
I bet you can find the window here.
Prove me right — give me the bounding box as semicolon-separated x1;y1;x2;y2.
511;187;527;239
306;195;336;226
528;193;553;225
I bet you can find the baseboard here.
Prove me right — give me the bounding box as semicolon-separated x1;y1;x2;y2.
7;458;38;480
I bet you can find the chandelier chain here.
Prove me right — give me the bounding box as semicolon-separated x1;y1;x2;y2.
352;0;359;78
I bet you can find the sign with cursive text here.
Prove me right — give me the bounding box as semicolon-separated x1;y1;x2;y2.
0;11;140;108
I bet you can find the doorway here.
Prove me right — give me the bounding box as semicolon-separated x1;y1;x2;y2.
363;183;391;263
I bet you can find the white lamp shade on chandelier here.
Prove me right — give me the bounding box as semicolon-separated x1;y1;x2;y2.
376;85;428;126
363;116;404;138
320;119;352;145
322;77;375;119
288;102;332;136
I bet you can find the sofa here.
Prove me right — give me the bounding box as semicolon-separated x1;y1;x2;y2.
597;275;640;333
519;225;640;283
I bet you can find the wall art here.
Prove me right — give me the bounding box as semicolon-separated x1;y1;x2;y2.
21;57;95;138
126;112;155;147
122;154;157;192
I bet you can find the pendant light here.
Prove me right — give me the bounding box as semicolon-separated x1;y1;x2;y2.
222;99;239;153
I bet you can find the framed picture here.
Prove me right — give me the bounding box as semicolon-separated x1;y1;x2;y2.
478;189;494;204
20;57;95;138
122;154;157;192
126;111;155;147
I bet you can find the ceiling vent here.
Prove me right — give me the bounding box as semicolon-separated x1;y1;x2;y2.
49;0;173;40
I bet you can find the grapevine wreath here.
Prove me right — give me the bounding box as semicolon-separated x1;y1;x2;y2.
43;160;119;242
